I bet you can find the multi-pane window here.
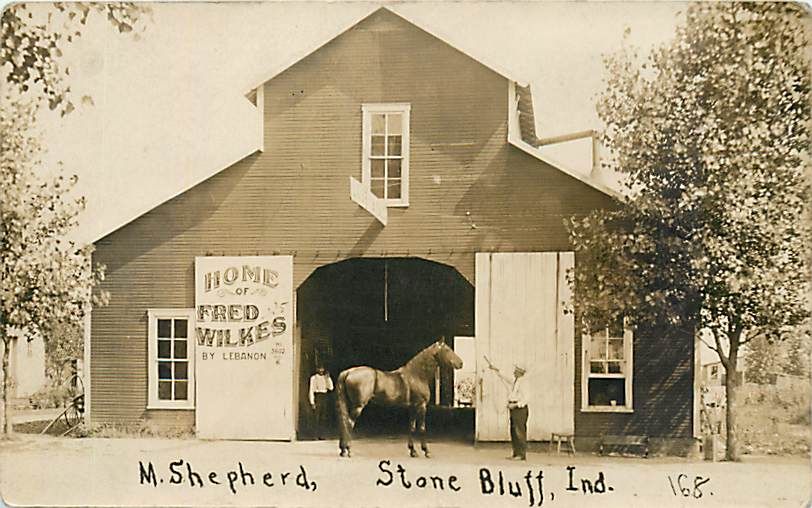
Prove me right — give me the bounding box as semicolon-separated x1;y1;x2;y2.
362;104;410;206
581;319;633;411
148;309;195;409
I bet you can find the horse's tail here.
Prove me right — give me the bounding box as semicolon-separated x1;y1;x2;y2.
335;370;352;452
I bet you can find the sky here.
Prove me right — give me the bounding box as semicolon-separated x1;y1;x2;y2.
27;0;686;245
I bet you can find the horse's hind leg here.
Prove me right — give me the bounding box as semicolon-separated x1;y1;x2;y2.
338;419;350;457
340;404;369;458
407;407;418;457
337;368;376;458
336;375;354;458
417;404;430;458
339;423;351;458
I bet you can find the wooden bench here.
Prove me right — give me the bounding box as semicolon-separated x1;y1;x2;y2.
598;435;649;457
550;433;576;455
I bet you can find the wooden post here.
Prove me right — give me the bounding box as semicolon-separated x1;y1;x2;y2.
435;367;441;405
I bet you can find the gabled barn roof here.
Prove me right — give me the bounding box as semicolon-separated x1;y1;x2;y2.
86;6;619;245
241;7;620;199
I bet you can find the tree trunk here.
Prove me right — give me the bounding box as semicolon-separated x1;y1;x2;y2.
724;356;740;461
1;336;11;436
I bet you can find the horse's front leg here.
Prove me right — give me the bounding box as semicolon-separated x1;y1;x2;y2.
408;407;418;457
417;404;430;458
409;406;417;457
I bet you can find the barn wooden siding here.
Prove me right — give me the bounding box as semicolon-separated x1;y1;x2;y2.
575;320;694;455
90;9;688;436
573;321;696;448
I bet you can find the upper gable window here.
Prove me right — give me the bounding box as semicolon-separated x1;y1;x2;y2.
362;103;410;207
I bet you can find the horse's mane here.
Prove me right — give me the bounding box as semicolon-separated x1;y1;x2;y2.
399;343;439;380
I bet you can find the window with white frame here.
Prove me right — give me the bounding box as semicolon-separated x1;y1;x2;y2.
147;309;195;409
581;319;633;412
362;103;410;206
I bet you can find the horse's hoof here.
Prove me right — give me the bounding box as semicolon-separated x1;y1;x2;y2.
409;449;418;458
340;449;347;457
424;452;431;459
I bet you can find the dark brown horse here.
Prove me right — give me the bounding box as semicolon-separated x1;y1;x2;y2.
335;340;463;458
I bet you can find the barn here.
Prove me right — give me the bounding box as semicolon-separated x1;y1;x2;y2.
84;7;699;454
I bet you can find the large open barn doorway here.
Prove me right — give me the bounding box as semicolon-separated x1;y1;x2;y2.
296;257;474;440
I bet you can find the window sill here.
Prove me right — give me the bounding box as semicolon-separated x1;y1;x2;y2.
386;201;409;208
580;407;634;413
147;404;195;411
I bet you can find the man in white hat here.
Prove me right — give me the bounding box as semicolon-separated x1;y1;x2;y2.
488;361;530;460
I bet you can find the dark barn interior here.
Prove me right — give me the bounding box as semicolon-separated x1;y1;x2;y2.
296;258;474;440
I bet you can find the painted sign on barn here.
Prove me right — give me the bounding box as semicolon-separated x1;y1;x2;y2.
194;256;294;440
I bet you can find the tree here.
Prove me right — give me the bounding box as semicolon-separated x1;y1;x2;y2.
2;3;148;113
43;321;83;384
0;3;147;435
566;3;810;461
783;327;811;378
0;98;104;434
745;333;779;384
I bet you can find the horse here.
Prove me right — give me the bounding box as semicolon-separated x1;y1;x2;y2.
335;340;463;458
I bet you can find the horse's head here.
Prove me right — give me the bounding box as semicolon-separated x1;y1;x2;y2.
433;341;463;370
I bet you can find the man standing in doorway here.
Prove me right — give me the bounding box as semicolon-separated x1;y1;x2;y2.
309;365;334;440
488;361;530;460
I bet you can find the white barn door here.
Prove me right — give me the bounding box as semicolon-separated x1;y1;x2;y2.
475;252;574;441
195;256;294;440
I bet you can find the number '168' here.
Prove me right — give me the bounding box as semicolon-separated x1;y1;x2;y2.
667;474;711;498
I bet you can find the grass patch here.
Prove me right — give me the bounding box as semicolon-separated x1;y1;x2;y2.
738;382;811;456
13;419;71;435
13;419;194;439
81;422;194;439
14;416;84;436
